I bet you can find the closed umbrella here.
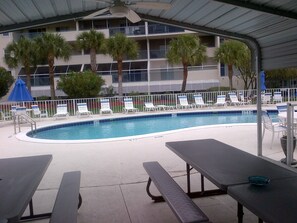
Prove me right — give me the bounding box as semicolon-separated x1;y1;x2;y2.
8;78;33;102
260;71;266;91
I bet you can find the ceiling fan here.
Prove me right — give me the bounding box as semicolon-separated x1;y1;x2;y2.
84;0;172;23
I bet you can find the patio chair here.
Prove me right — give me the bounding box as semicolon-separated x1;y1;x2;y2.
144;102;158;111
99;99;113;115
214;95;227;106
0;110;11;121
262;92;272;104
276;103;287;113
262;110;286;149
31;105;48;119
53;104;69;119
228;93;242;106
123;98;139;113
273;92;283;103
76;103;93;118
239;92;251;104
177;95;192;109
15;106;28;116
192;94;207;108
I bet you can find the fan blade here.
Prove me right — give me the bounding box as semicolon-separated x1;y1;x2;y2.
133;2;171;10
126;9;141;23
83;7;110;19
84;0;112;4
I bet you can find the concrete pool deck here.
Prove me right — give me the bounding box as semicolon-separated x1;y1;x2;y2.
0;106;294;223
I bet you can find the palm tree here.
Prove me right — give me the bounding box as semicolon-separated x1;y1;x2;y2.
4;37;38;93
214;39;243;89
76;29;105;73
35;33;71;99
167;34;207;93
105;33;138;96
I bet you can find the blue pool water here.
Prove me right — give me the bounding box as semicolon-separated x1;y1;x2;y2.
27;111;277;141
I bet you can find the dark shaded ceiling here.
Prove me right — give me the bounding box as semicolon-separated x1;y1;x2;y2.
0;0;296;70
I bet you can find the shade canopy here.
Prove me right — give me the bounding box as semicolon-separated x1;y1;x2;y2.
8;78;33;102
0;1;296;70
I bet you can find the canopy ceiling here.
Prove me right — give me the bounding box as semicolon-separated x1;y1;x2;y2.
0;0;296;70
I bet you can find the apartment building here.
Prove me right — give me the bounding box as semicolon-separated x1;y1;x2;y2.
0;17;243;97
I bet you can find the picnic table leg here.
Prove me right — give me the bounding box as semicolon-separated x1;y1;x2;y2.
20;199;51;221
237;202;244;223
145;178;164;202
29;200;34;216
186;163;191;193
201;175;205;192
78;193;82;209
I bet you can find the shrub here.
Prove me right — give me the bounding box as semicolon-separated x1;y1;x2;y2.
57;70;105;98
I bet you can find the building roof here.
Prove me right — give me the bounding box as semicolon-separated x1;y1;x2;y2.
0;0;296;70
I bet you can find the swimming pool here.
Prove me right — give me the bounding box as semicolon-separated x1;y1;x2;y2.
25;110;277;142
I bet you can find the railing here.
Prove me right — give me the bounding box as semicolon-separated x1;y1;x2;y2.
1;88;296;119
13;114;36;134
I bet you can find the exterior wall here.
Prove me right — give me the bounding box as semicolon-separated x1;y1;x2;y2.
0;19;248;97
0;33;13;70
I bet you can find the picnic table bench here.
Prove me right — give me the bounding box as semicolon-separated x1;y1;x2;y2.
143;161;210;223
49;171;81;223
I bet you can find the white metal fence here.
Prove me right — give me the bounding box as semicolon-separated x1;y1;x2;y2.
1;88;296;118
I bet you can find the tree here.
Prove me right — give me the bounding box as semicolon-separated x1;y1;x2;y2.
76;29;105;73
4;37;38;93
0;67;14;98
265;68;297;88
35;33;71;99
167;34;207;93
215;39;243;89
234;42;256;90
57;70;105;98
105;33;138;96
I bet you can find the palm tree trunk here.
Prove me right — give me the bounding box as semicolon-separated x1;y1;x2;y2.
181;65;188;93
25;66;31;93
118;60;123;96
48;55;55;99
90;48;97;73
228;64;233;89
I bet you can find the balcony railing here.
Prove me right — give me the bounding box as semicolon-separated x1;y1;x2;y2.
109;25;146;36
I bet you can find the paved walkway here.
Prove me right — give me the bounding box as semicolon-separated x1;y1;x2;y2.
0;108;293;223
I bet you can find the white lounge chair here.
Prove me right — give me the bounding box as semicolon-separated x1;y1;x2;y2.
177;95;192;109
262;110;286;149
262;92;272;104
192;94;207;108
144;102;158;111
239;93;251;104
100;99;113;114
53;104;69;119
0;110;11;121
31;105;48;119
228;93;242;106
214;95;227;106
76;103;93;117
15;107;28;116
273;92;283;103
276;103;287;114
123;98;139;113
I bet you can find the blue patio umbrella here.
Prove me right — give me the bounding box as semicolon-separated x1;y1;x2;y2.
8;78;33;102
260;71;266;91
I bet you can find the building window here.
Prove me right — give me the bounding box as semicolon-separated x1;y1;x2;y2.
78;21;92;30
220;64;226;76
